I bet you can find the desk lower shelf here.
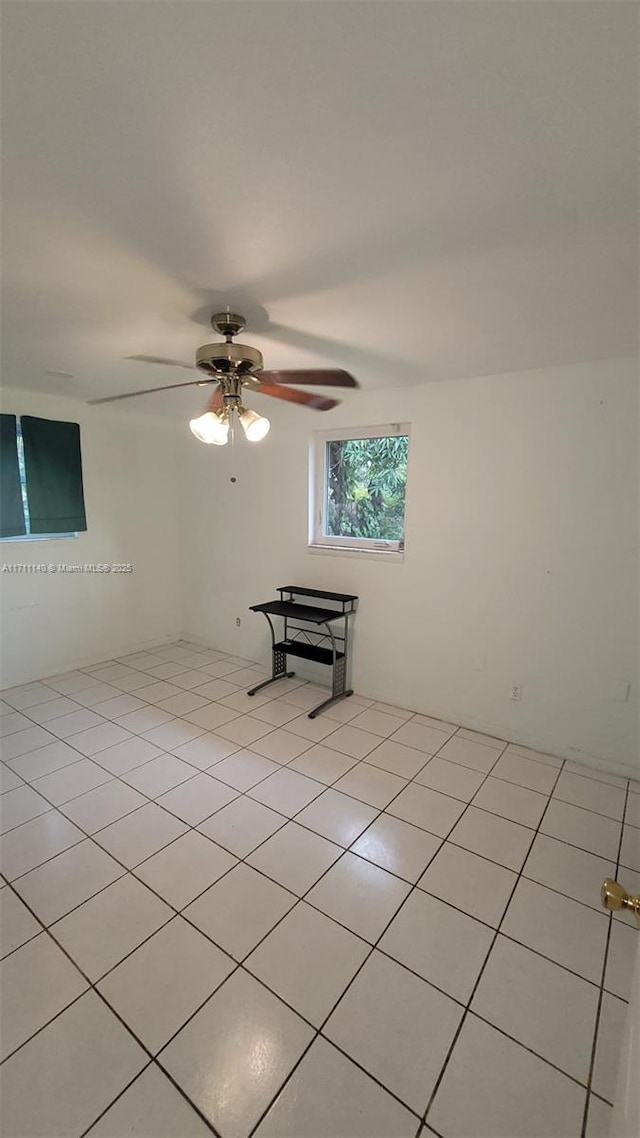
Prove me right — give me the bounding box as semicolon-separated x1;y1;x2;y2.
274;640;345;667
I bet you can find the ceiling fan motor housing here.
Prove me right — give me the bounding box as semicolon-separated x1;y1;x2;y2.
195;341;264;377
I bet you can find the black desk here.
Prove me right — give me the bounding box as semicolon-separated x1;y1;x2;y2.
248;586;358;717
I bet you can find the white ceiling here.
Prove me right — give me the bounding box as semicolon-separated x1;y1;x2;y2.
2;1;637;414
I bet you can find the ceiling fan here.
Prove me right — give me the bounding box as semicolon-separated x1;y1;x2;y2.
88;311;358;446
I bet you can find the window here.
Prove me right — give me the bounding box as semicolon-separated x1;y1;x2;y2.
309;423;410;557
0;414;87;541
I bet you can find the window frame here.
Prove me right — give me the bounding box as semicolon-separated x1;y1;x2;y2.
308;422;410;559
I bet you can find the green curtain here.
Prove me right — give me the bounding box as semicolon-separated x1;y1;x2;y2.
21;416;87;534
0;414;26;538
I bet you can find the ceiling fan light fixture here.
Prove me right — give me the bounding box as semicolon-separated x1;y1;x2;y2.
189;410;229;445
238;406;270;442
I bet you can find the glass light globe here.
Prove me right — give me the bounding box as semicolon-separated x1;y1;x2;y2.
189;411;229;445
239;407;270;442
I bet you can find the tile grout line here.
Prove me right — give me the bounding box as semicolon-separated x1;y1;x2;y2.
1;666;413;829
4;643;630;788
1;720;505;1129
241;740;513;1136
4;677;630;858
3;736;627;1081
4;717;421;1092
2;659;561;776
2;644;636;1136
579;777;632;1138
3;730;446;1132
1;874;224;1138
2;685;428;913
3;679;632;997
3;681;632;1030
3;744;635;1136
5;742;623;921
2;712;406;941
418;754;569;1134
3;647;569;796
2;673;498;890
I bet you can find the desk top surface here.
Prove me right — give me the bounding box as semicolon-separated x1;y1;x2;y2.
250;600;348;624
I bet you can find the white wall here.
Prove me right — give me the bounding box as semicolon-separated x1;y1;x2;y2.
180;358;639;778
0;388;181;687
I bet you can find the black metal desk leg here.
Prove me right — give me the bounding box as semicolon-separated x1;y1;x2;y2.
247;673;296;696
308;621;351;718
308;688;353;719
247;611;295;696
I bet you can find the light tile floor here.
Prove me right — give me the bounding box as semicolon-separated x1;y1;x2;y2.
1;639;638;1138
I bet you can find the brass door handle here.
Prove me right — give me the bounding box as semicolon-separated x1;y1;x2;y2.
601;879;640;927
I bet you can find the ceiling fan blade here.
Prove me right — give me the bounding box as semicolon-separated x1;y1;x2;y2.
254;383;339;412
259;368;358;388
87;379;213;405
125;355;197;370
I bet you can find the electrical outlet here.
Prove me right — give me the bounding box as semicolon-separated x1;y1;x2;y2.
510;683;523;701
235;617;241;627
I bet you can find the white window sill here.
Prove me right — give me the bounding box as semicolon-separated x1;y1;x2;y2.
0;533;79;543
307;543;404;563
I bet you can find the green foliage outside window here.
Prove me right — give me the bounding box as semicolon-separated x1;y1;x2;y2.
326;436;408;540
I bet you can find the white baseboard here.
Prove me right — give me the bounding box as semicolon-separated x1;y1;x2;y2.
0;629;182;690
